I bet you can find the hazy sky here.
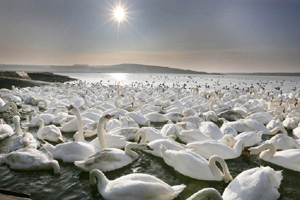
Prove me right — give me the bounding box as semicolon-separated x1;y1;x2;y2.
0;0;300;72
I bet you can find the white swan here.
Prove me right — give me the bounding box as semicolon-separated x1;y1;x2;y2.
75;143;147;172
249;143;300;172
187;139;245;160
199;121;223;140
0;148;60;174
177;129;212;144
10;116;39;152
89;169;186;200
144;112;168;123
293;126;300;138
264;134;300;150
160;145;233;182
187;166;282;200
42;111;99;163
37;118;64;143
26;113;55;127
125;112;150;126
0;102;20;115
221;119;287;136
136;130;186;157
89;114;130;149
135;127;165;142
0;119;14;140
160;122;180;139
234;131;262;147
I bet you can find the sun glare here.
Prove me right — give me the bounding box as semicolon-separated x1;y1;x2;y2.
114;7;125;22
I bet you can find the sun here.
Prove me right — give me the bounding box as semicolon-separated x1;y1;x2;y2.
98;0;136;31
114;6;126;22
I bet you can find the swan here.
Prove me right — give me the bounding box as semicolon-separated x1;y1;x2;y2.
88;114;130;149
125;112;150;126
199;121;223;140
26;113;55;127
221;119;287;136
89;169;186;200
164;112;184;122
186;166;282;200
218;109;243;121
0;148;60;174
177;129;212;144
144;112;168;123
74;143;148;172
246;112;273;125
42;111;100;163
293;126;300;138
249;143;300;172
160;145;232;182
119;115;139;128
266;118;284;130
234;131;262;147
136;130;186;157
282;113;299;130
36;119;64;143
264;134;300;150
187;139;245;160
160;122;180;139
135;127;165;142
0;102;20;116
10;116;39;152
0;119;14;140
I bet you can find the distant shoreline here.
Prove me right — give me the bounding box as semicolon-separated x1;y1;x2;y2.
0;63;299;76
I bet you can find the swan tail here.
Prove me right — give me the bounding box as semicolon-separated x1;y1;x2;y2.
172;184;186;197
263;166;283;189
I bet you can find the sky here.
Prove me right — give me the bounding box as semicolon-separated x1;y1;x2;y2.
0;0;300;73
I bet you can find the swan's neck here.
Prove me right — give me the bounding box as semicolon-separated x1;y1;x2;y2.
206;114;218;122
233;140;245;154
135;130;146;143
209;156;232;183
97;119;107;149
252;144;276;160
89;170;109;192
187;188;223;200
38;119;45;130
270;126;287;135
51;161;60;174
14;117;23;136
114;96;122;108
124;143;140;160
74;108;85;142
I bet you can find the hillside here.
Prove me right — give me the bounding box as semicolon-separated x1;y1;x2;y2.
0;63;213;74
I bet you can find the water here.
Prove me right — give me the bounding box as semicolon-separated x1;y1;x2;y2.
1;73;300;199
58;72;300;93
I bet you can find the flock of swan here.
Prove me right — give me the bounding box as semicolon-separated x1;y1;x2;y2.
0;78;300;200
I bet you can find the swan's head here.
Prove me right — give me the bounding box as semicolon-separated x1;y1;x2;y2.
66;104;74;111
104;114;115;120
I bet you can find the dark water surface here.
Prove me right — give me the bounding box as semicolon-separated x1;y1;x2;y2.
1;125;300;200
